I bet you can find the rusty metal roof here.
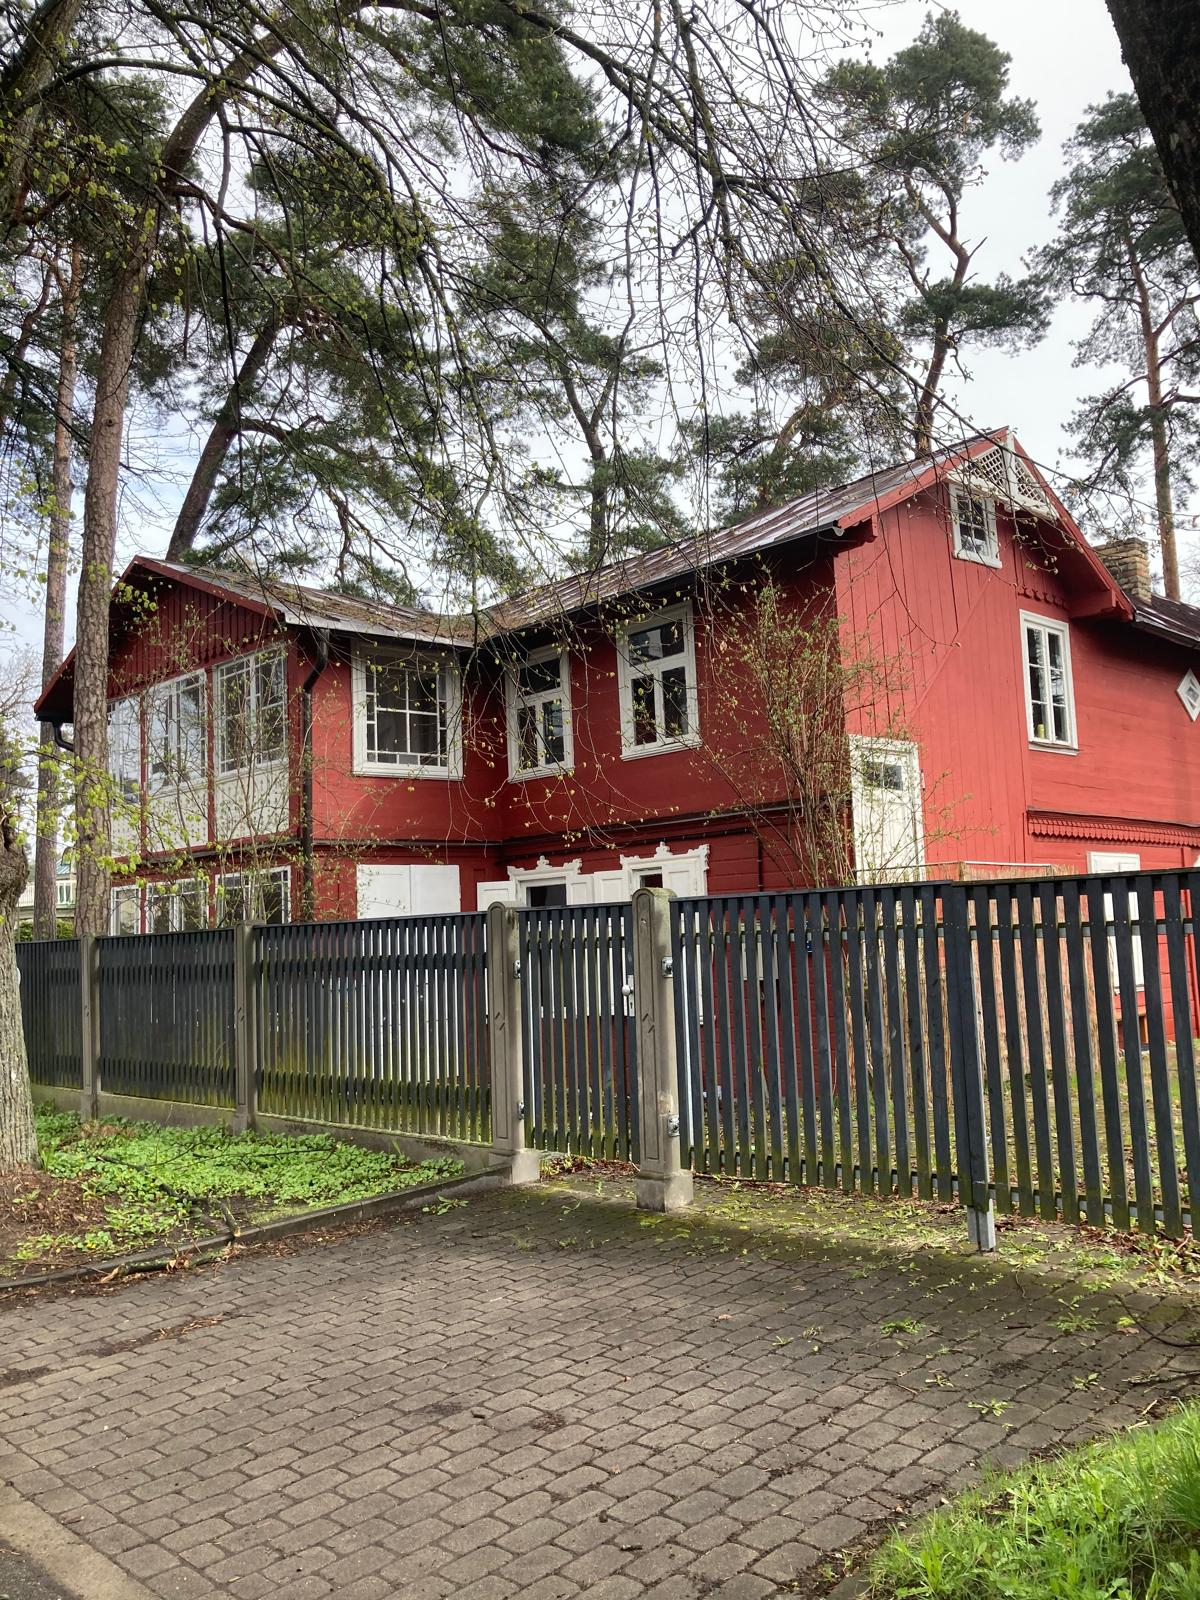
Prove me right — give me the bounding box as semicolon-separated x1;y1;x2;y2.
1130;592;1200;649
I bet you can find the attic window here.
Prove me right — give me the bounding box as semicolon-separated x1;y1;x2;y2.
1178;670;1200;722
950;486;999;567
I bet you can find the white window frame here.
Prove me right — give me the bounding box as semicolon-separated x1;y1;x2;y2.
213;649;287;777
351;644;463;779
147;670;208;791
506;646;574;780
615;601;700;759
109;884;142;936
216;867;291;926
1021;610;1077;751
950;484;1000;568
147;877;209;934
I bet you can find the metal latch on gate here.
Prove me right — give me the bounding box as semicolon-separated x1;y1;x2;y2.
666;1114;680;1138
513;959;522;979
661;956;674;977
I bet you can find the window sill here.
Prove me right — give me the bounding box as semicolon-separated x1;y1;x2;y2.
353;760;461;780
1028;739;1078;755
953;547;1002;570
508;764;574;784
620;732;702;762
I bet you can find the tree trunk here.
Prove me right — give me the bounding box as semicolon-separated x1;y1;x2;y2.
0;0;85;223
1106;0;1200;273
166;313;283;561
34;245;80;939
1128;233;1181;597
72;256;148;936
0;823;36;1170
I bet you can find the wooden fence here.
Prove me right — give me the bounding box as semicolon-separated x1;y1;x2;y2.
671;872;1200;1234
15;868;1200;1239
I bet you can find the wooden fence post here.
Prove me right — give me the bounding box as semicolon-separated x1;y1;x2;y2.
944;885;997;1251
79;933;99;1122
486;902;539;1183
632;887;693;1212
232;920;258;1134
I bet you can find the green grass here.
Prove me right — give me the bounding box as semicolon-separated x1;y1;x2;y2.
13;1107;463;1265
864;1404;1200;1600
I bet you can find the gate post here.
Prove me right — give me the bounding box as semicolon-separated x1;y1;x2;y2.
486;903;539;1184
79;933;99;1122
632;888;693;1213
943;884;997;1251
231;921;258;1134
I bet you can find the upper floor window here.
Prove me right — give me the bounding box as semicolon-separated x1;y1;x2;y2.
214;650;286;776
352;646;462;777
950;485;1000;567
108;696;141;810
148;878;208;934
1022;612;1076;749
148;671;206;789
507;648;572;779
216;867;291;926
617;603;699;757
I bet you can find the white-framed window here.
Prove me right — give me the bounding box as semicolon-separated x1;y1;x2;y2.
1021;611;1076;749
506;647;573;779
214;650;286;776
56;880;73;909
616;602;700;757
352;645;462;778
148;671;207;789
950;485;1000;567
148;878;208;934
216;867;290;926
109;884;141;936
108;696;141;811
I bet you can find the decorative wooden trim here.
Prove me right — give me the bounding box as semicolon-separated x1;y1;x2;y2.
1028;809;1200;847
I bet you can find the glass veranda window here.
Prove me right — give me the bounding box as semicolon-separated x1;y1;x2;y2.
107;697;141;810
215;652;286;775
511;652;568;774
148;879;207;934
625;613;693;748
216;869;290;925
364;656;450;768
148;673;206;787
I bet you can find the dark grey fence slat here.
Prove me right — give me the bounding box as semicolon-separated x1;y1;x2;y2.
1112;879;1154;1231
972;888;1009;1204
1039;883;1080;1224
880;887;910;1197
899;885;932;1201
776;896;804;1185
919;886;953;1203
1163;875;1200;1229
1085;878;1130;1231
1063;880;1106;1227
1139;878;1183;1236
844;895;873;1194
863;889;891;1194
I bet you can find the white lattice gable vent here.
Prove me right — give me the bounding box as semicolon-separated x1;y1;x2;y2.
951;439;1056;519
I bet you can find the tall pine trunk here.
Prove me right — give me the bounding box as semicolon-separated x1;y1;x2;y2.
1127;233;1181;598
34;246;80;938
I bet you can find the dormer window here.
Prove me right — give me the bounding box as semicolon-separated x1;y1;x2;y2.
950;485;1000;567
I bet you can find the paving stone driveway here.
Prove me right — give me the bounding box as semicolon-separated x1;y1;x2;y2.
1;1178;1198;1600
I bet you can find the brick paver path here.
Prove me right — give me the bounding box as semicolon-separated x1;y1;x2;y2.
1;1179;1198;1600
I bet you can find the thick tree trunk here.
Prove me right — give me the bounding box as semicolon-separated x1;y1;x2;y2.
166;314;282;561
34;246;79;939
1106;0;1200;272
0;825;36;1170
0;0;85;223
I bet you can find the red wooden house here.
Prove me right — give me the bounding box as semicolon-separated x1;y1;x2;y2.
34;429;1200;933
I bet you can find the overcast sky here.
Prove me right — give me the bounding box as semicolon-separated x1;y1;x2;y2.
4;0;1182;663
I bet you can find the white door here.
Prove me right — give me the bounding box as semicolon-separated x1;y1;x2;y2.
850;737;925;882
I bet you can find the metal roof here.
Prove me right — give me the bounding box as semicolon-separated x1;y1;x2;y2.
1130;592;1200;649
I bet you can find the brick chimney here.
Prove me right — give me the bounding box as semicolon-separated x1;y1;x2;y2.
1094;535;1152;599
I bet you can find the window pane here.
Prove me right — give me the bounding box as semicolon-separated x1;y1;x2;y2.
631;673;657;744
112;888;139;935
517;704;539;770
219;878;248;925
1026;628;1048;738
179;881;207;931
957;494;991;557
261;873;288;925
863;758;905;791
409;711;442;761
179;678;205;778
149;889;172;935
218;664;250;772
518;656;560;695
372;709;407;760
541;699;565;764
629;617;683;665
662;667;688;738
